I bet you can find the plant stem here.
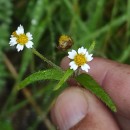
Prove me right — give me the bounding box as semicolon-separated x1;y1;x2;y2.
32;48;62;72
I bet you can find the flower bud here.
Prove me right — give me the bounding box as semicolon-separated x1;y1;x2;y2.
58;35;73;51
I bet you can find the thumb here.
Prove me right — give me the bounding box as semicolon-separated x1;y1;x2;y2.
51;87;119;130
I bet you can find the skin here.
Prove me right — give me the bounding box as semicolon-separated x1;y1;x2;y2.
51;57;130;130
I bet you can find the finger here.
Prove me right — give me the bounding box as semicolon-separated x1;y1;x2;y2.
51;87;119;130
61;57;130;119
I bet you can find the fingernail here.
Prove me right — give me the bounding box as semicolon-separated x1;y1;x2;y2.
52;88;88;130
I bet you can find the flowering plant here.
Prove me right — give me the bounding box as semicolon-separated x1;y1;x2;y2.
9;25;116;112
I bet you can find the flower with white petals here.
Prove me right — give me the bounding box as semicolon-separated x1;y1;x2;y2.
9;25;33;52
68;47;93;72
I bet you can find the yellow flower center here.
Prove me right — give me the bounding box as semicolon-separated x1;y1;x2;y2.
58;35;73;50
74;54;86;66
59;35;71;45
12;31;28;45
17;34;28;45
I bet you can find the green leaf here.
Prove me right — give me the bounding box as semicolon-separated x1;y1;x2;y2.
88;41;96;53
19;69;64;90
54;69;73;90
75;73;117;112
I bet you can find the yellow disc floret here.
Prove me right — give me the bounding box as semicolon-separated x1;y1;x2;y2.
16;34;28;45
74;54;86;66
59;35;70;45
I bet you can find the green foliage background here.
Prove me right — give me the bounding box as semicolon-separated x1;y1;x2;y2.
0;0;130;129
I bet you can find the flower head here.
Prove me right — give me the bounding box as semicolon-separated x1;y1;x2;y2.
9;25;33;52
58;35;73;51
68;47;93;72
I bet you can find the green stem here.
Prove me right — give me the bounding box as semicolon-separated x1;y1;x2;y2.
32;48;62;72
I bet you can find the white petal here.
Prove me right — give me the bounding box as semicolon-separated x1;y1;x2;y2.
78;46;87;54
69;61;78;70
25;41;33;48
81;64;90;72
85;51;89;56
86;54;93;61
77;47;82;54
69;61;75;66
9;37;17;46
16;25;24;35
26;32;33;40
16;44;24;52
68;50;77;59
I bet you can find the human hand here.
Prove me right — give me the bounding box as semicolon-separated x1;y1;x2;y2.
51;57;130;130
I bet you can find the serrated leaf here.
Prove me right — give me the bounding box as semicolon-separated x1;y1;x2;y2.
54;69;73;90
19;69;64;90
75;73;117;112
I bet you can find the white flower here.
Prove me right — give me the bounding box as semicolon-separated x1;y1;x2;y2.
68;47;93;72
9;25;33;52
